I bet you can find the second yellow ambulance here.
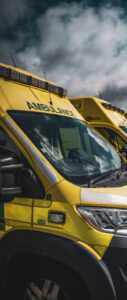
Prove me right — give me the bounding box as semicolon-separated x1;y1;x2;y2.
70;96;127;159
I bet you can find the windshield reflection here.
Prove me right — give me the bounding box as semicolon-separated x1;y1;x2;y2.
8;111;121;185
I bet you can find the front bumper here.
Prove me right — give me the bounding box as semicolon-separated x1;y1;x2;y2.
103;232;127;300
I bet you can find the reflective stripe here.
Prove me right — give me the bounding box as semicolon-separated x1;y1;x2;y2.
5;116;59;185
81;189;127;205
116;229;127;235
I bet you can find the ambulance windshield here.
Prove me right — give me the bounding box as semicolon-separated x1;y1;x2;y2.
8;111;121;185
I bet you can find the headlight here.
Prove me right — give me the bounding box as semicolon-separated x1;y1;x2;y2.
77;206;127;233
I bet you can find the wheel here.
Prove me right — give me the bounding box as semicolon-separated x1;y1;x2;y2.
5;257;89;300
25;278;69;300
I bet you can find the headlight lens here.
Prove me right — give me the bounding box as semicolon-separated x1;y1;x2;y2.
77;206;127;233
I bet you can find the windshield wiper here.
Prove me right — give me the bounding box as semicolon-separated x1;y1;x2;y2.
89;168;121;188
89;156;127;188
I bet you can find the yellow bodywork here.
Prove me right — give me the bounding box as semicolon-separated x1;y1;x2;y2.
1;63;127;262
70;96;127;128
70;96;127;155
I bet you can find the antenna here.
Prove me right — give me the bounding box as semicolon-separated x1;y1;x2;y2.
98;90;102;99
9;53;17;67
44;71;53;105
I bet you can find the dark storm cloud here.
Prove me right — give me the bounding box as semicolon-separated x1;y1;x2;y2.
100;84;127;109
17;3;127;99
0;0;33;66
0;0;30;32
1;0;127;107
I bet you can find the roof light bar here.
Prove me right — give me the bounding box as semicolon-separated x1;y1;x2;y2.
0;65;67;97
102;103;125;114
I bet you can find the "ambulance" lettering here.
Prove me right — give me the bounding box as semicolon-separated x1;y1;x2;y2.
26;101;75;117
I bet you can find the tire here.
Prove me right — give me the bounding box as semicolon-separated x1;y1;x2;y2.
5;257;90;300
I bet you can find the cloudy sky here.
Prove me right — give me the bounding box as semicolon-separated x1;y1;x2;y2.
1;0;127;109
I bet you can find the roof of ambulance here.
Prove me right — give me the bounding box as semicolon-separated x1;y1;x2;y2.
0;62;84;121
70;96;108;104
0;62;50;83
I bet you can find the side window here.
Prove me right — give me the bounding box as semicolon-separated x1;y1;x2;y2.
0;127;30;168
116;135;126;152
0;127;20;161
0;126;45;200
96;127;126;152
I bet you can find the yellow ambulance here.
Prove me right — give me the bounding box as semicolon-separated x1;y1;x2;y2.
0;64;127;300
70;96;127;159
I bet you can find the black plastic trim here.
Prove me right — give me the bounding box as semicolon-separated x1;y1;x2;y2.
109;233;127;248
103;233;127;300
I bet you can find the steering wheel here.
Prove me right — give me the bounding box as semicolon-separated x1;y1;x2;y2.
67;148;99;168
68;148;81;160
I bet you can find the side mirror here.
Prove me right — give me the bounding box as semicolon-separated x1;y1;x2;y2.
0;156;45;202
0;156;23;202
